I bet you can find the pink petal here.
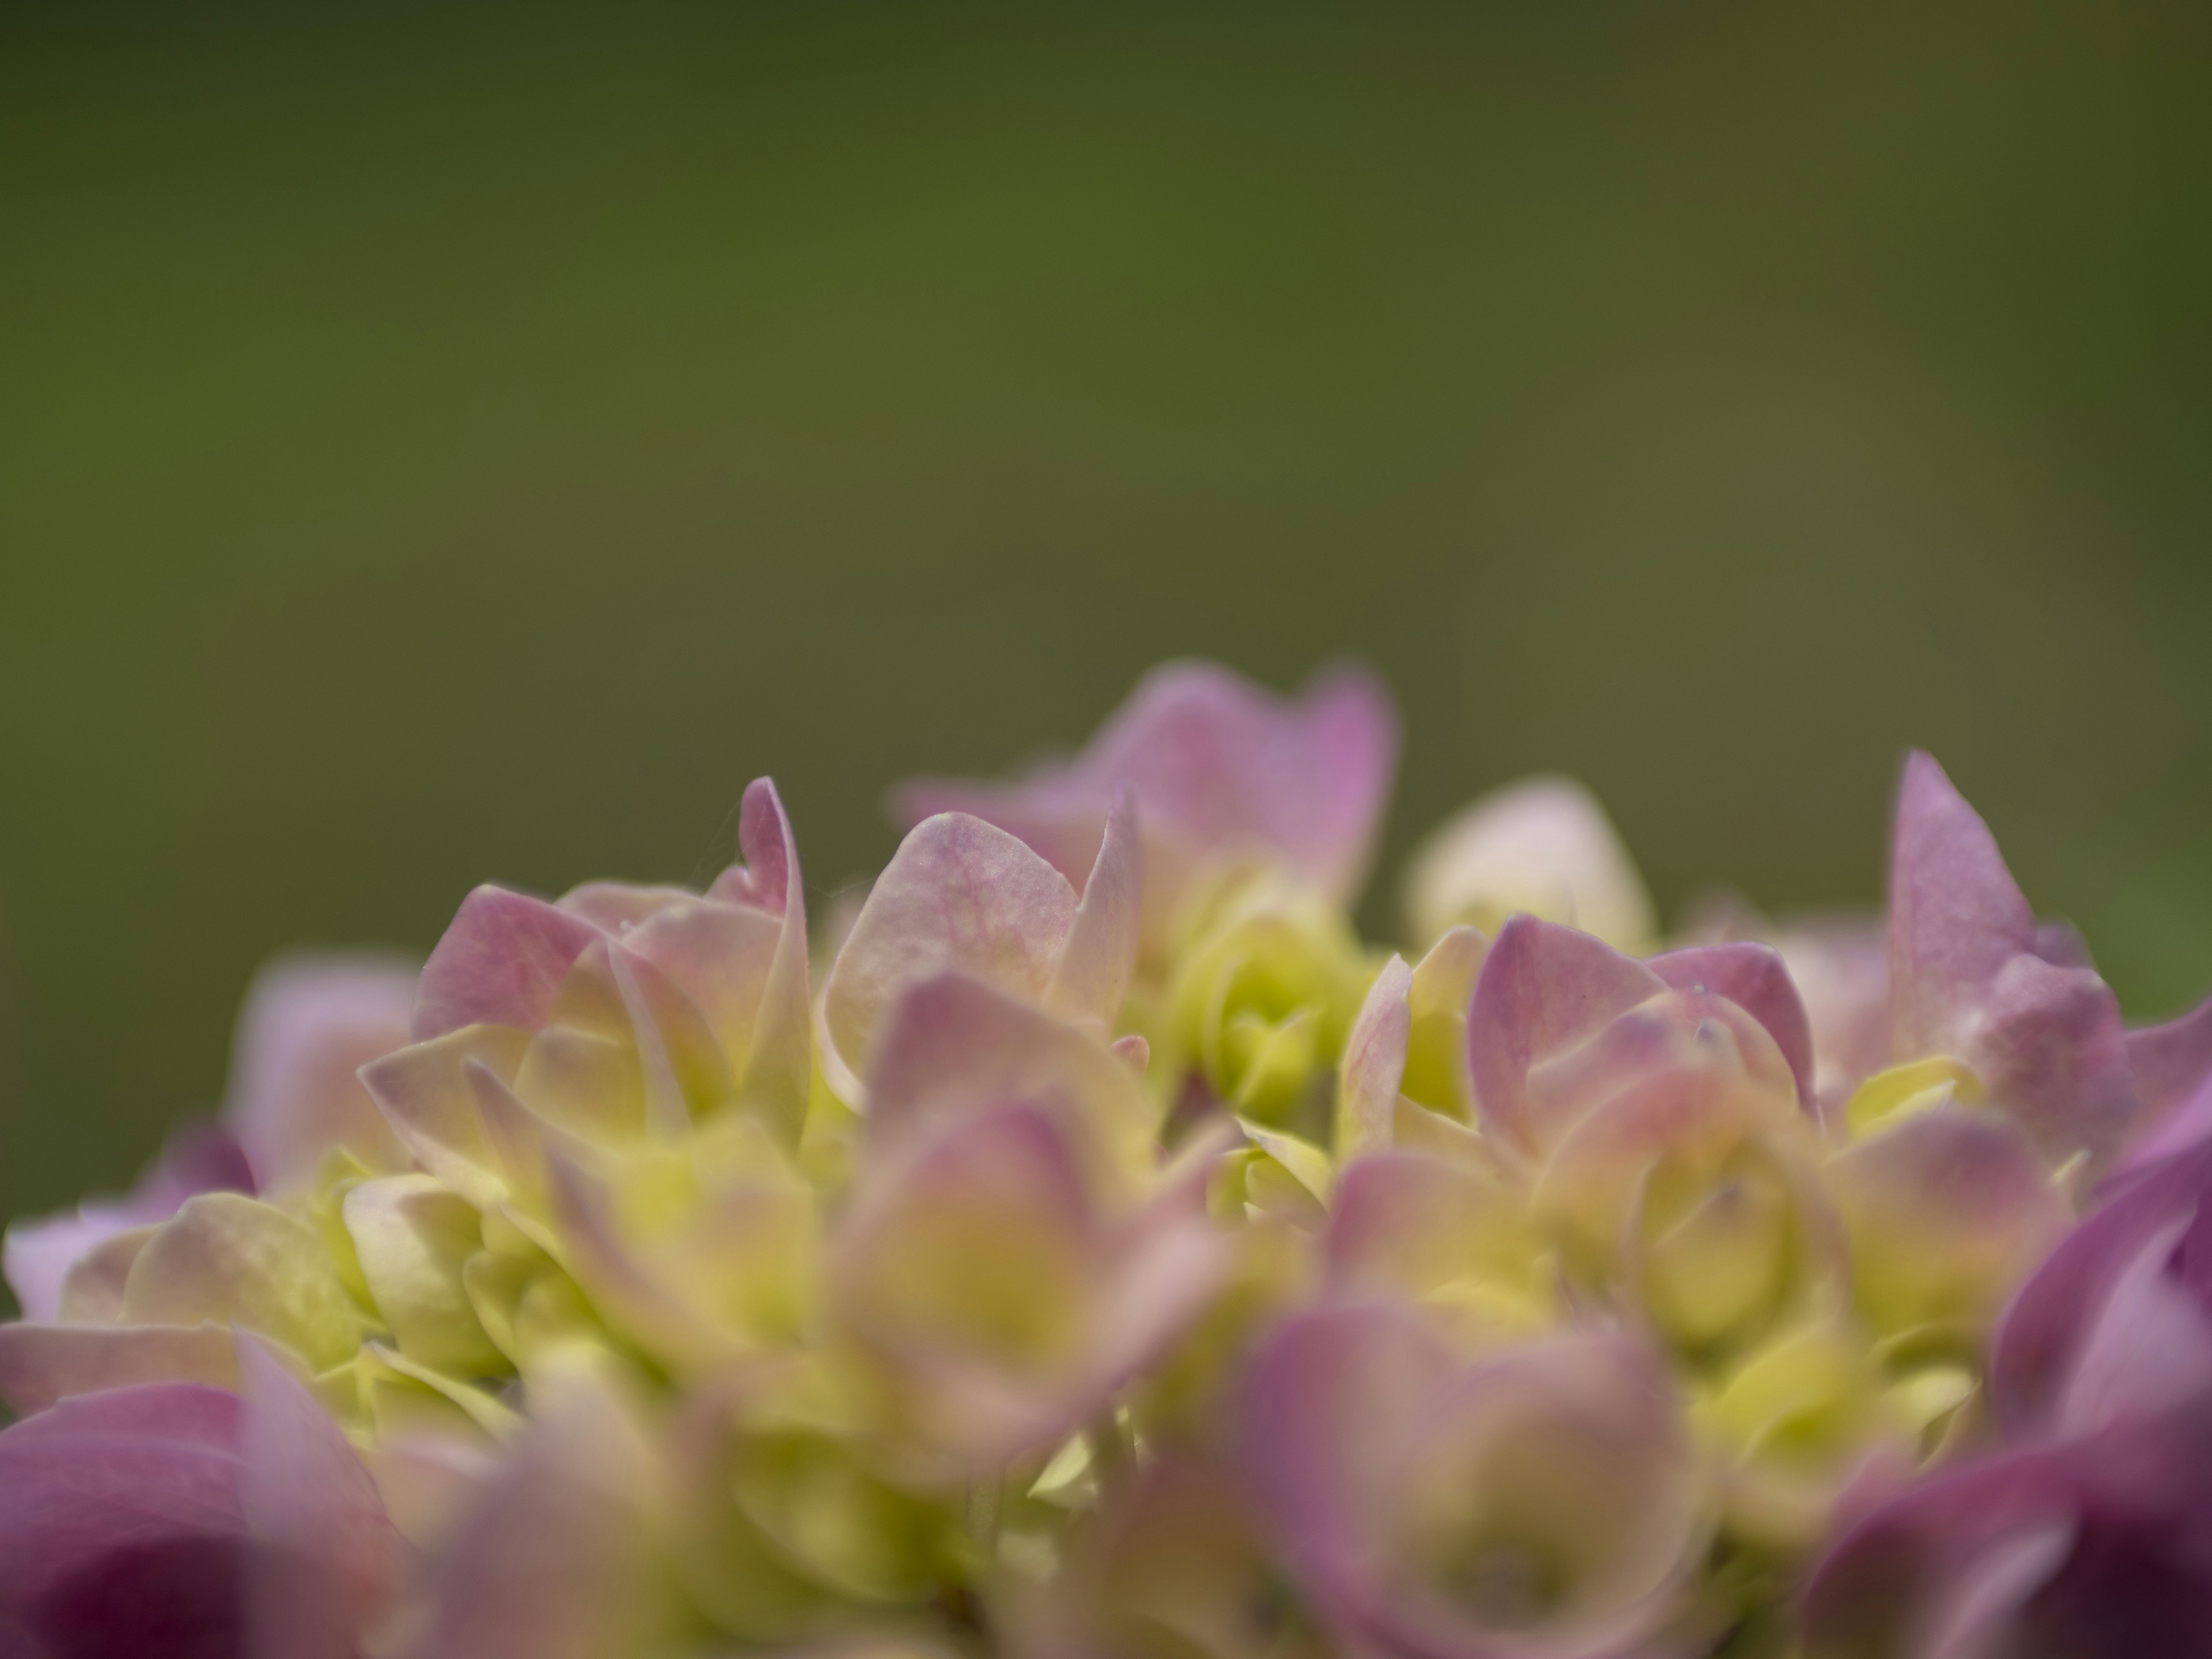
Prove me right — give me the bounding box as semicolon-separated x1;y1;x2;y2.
225;953;419;1192
863;972;1158;1183
893;659;1399;908
414;887;606;1041
1888;751;2038;1060
1969;952;2136;1168
1649;942;1817;1113
1336;956;1412;1163
397;1368;660;1659
726;780;814;1143
360;1024;533;1209
1828;1108;2071;1344
823;814;1078;1089
1464;916;1666;1156
1888;754;2137;1165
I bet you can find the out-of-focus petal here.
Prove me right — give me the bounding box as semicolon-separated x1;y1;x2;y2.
1403;775;1656;955
1400;926;1487;1123
1992;1137;2212;1437
237;1335;400;1659
831;1103;1108;1474
397;1359;668;1659
1239;1303;1701;1659
413;886;605;1042
823;814;1079;1090
1804;1404;2212;1659
3;1123;253;1324
0;1382;249;1656
864;972;1158;1187
1325;1153;1551;1343
1045;786;1142;1032
0;1321;241;1416
1827;1109;2070;1348
225;953;419;1193
1335;955;1412;1164
893;660;1399;918
2122;993;2212;1161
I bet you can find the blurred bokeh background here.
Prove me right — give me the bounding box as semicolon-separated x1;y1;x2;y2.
3;0;2210;1238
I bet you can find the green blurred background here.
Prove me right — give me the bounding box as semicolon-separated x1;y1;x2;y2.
4;1;2211;1236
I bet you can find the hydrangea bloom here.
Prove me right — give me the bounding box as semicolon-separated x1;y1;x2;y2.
6;660;2212;1658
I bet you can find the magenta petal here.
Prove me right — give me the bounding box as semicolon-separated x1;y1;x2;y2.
1993;1138;2212;1437
1887;751;2039;1061
2123;994;2212;1164
1649;942;1817;1113
1804;1409;2212;1659
1465;916;1665;1154
414;887;606;1041
0;1382;250;1658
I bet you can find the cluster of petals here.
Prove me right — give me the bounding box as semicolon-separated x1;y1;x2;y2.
7;657;2212;1659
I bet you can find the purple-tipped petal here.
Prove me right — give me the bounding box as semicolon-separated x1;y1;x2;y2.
1464;916;1665;1155
225;955;418;1192
1045;786;1142;1031
823;813;1079;1089
1887;754;2135;1165
1649;942;1817;1113
413;887;605;1042
728;780;815;1145
1888;752;2038;1061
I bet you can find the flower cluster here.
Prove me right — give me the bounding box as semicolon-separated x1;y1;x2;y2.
6;659;2212;1659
